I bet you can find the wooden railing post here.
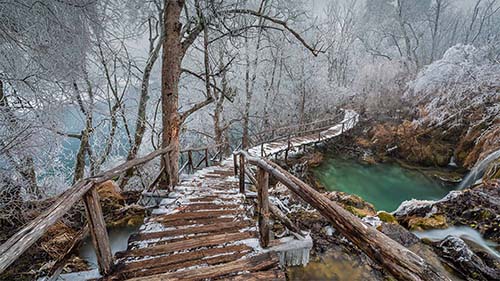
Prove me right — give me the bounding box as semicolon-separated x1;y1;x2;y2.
204;148;209;167
256;167;270;248
83;186;113;275
341;122;345;134
233;153;238;176
239;154;245;193
188;150;193;173
260;143;264;157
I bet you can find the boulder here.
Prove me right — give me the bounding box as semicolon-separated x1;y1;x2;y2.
325;191;376;218
435;236;500;281
407;214;448;231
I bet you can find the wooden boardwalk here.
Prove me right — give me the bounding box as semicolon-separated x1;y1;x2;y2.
109;160;284;280
105;110;359;280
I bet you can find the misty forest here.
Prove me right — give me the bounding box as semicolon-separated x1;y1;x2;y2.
1;0;500;280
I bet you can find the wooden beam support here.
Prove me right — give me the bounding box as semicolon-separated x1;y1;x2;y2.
233;154;238;176
83;187;114;275
239;154;245;193
205;148;209;167
188;150;193;173
256;167;270;248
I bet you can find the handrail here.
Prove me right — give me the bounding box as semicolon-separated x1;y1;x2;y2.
0;145;175;276
253;113;344;139
233;150;448;281
249;115;357;150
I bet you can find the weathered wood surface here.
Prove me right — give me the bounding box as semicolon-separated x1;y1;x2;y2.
256;167;270;248
83;187;114;275
239;151;450;281
108;160;284;280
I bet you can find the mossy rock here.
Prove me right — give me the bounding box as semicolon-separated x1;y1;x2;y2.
377;211;398;224
345;205;374;218
408;214;448;231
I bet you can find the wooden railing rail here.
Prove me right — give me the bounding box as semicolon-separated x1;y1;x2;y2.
253;113;344;141
178;142;228;175
0;145;174;275
249;115;357;151
233;150;448;281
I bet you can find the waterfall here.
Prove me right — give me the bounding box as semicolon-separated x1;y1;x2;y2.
459;149;500;189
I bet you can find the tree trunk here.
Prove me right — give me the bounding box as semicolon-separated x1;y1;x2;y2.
160;0;184;188
120;11;164;187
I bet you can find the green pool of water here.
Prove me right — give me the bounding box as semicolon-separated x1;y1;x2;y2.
314;157;455;212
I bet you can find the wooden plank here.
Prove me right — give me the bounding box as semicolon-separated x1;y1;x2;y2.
83;187;113;275
156;217;237;227
148;209;241;223
114;244;251;276
239;151;450;281
0;181;93;273
256;167;270;248
116;231;256;259
218;269;285;281
128;220;253;243
118;251;248;280
126;252;280;281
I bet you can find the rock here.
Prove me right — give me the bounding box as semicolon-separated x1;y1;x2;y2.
378;223;454;279
377;211;398;224
394;181;500;242
378;223;420;247
362;216;382;228
407;214;448;231
392;199;435;218
435;236;500;281
325;191;376;218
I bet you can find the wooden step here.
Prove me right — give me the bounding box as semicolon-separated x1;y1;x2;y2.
116;231;256;259
114;244;252;278
125;252;280;281
148;209;242;223
154;217;238;227
129;220;253;243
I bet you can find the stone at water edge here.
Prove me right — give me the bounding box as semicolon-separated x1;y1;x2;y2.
435;236;500;281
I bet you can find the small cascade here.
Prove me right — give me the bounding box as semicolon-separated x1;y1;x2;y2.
459;149;500;189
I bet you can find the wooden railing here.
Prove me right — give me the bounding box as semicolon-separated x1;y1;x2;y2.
178;142;228;175
251;113;358;159
249;113;345;148
233;151;448;281
0;145;174;275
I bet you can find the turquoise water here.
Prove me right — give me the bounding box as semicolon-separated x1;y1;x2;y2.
314;158;455;212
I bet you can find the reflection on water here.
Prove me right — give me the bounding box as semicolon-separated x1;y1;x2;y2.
413;226;500;259
288;254;374;281
314;157;455;211
79;226;139;269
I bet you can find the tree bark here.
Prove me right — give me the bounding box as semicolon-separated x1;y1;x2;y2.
160;0;185;188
